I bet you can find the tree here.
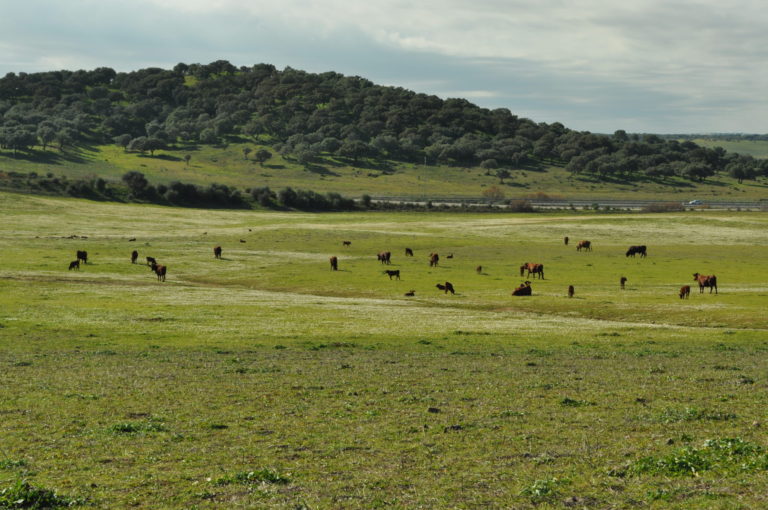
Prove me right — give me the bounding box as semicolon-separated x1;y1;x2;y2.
113;134;132;150
482;185;505;202
495;169;511;183
122;171;148;195
254;148;272;166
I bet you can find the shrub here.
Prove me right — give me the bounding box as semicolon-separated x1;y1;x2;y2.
0;479;79;508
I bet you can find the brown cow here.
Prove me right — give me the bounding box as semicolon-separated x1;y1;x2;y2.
342;241;351;246
330;256;338;271
68;260;80;271
620;276;627;289
404;290;415;296
512;281;532;296
76;250;88;264
384;270;400;280
443;281;455;295
214;246;222;259
405;248;414;256
576;240;592;252
564;236;569;246
693;273;717;294
131;250;139;264
429;253;439;267
151;262;167;282
679;285;691;299
520;262;544;279
568;285;575;298
377;251;392;265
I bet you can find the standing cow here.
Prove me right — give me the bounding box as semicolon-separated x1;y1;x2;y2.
576;240;592;252
76;250;88;264
693;273;717;294
214;246;222;259
679;285;691;299
520;262;544;279
429;253;439;267
131;250;139;264
330;256;338;271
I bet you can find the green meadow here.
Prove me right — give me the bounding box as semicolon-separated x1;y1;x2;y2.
1;192;767;508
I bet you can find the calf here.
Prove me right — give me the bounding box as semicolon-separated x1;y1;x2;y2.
429;253;439;267
405;248;414;257
131;250;139;264
679;285;691;299
620;276;627;289
568;285;575;298
330;256;338;271
68;260;80;271
446;253;454;259
404;290;415;296
342;241;351;246
693;273;717;294
384;270;400;280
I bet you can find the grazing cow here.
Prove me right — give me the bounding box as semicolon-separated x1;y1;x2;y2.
151;262;167;282
76;250;88;264
620;276;627;289
131;250;139;264
405;248;414;257
443;281;455;295
693;273;717;294
576;240;592;252
240;239;246;243
404;290;415;296
568;285;575;298
68;260;80;271
476;265;483;274
429;253;439;267
214;246;222;259
377;251;392;265
564;236;569;246
512;281;532;296
342;241;351;246
626;245;647;258
446;253;454;259
330;256;338;271
384;270;401;280
129;238;136;242
146;256;157;266
520;262;545;279
679;285;691;299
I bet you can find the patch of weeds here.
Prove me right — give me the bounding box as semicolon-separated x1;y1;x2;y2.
714;343;743;352
204;423;228;430
453;330;490;336
649;367;666;374
498;410;526;418
713;365;741;371
657;407;736;424
597;332;621;337
560;397;592;407
519;477;569;504
214;350;233;355
738;375;755;385
526;348;552;357
94;350;117;356
108;419;167;435
308;342;357;351
0;459;27;470
64;393;99;400
632;438;766;477
11;361;32;367
273;345;286;350
213;469;290;486
416;340;432;345
0;479;80;508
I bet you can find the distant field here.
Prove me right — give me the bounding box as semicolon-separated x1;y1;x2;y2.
688;138;768;159
1;192;767;508
2;142;768;202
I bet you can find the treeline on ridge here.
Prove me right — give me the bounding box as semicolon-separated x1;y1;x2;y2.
1;60;767;184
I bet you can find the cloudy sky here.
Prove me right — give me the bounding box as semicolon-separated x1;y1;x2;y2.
1;0;766;133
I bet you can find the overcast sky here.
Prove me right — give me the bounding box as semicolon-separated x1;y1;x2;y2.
1;0;766;134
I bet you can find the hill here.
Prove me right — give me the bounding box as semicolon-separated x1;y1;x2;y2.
1;61;767;203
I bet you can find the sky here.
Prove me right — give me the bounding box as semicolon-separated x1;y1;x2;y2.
1;0;766;134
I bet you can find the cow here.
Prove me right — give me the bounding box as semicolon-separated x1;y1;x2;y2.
342;241;351;246
568;285;575;298
476;265;483;274
68;260;80;271
679;285;691;299
150;261;166;282
239;239;246;243
214;246;222;259
377;251;392;265
76;250;88;264
512;281;532;296
693;273;717;294
626;245;647;258
131;250;139;264
446;253;454;259
620;276;627;289
146;256;157;266
404;290;415;296
330;256;338;271
442;281;455;295
429;253;439;267
520;263;544;279
128;238;136;242
384;270;400;280
576;240;592;252
405;248;414;257
564;236;569;246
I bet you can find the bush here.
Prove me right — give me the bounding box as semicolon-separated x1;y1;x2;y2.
642;202;685;213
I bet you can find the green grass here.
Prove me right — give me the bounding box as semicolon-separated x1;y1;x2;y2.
1;191;767;508
3;141;768;201
688;138;768;159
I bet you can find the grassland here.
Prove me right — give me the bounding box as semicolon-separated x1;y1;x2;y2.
2;141;768;202
1;191;767;508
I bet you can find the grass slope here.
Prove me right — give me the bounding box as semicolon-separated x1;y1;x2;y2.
1;192;767;508
2;141;768;201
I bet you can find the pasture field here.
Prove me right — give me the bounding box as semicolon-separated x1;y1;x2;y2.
1;192;767;508
2;141;768;201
